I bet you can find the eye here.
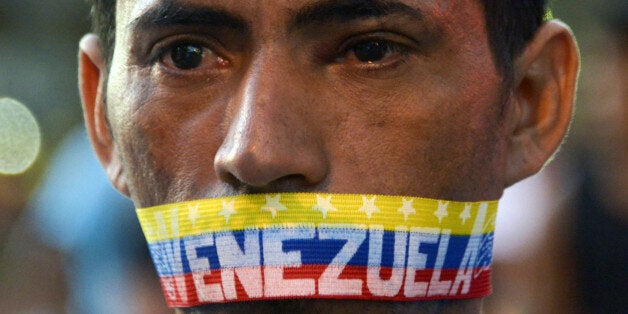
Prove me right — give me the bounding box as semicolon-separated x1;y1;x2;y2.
351;40;392;63
160;43;228;71
339;38;409;68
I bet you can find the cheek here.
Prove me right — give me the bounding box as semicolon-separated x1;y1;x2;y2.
107;68;228;205
317;62;506;200
419;71;507;199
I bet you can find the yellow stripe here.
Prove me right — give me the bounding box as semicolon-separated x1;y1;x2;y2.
136;193;498;243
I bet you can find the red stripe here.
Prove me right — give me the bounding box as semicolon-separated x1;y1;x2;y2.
158;265;492;308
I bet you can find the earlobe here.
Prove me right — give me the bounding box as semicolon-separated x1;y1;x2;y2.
505;20;579;187
79;34;130;197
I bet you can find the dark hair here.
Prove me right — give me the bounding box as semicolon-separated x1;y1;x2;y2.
89;0;546;77
90;0;116;67
480;1;547;77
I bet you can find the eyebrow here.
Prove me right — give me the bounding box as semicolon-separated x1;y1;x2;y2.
128;0;248;33
290;0;425;30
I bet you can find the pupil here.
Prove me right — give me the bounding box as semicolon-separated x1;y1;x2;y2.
171;44;203;69
353;41;387;63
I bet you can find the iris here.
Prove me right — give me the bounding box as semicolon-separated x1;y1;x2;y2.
171;44;204;69
353;41;390;63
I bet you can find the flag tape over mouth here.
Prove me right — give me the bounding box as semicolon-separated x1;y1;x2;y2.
136;193;498;308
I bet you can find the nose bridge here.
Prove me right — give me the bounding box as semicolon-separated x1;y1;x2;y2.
242;49;289;127
214;48;327;188
230;48;296;153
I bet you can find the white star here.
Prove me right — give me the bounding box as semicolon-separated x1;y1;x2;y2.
398;198;416;222
359;196;380;219
312;194;337;219
261;194;287;218
218;199;236;223
143;223;155;239
459;203;472;225
187;203;201;227
434;201;449;224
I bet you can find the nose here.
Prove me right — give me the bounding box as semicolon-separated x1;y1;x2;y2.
214;51;328;190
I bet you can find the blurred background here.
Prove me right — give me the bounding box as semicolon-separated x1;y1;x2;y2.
0;1;625;313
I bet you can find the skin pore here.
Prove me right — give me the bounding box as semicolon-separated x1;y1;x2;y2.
79;0;578;312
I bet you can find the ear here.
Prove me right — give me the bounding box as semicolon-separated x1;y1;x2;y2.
79;34;130;197
504;20;579;187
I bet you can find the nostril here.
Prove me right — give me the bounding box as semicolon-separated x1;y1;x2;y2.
222;173;321;194
216;167;241;189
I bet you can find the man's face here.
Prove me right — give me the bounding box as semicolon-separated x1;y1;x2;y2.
107;0;509;208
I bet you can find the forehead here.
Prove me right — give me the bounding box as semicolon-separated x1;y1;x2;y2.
116;0;487;39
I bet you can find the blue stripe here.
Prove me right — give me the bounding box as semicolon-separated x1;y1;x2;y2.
148;227;494;276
